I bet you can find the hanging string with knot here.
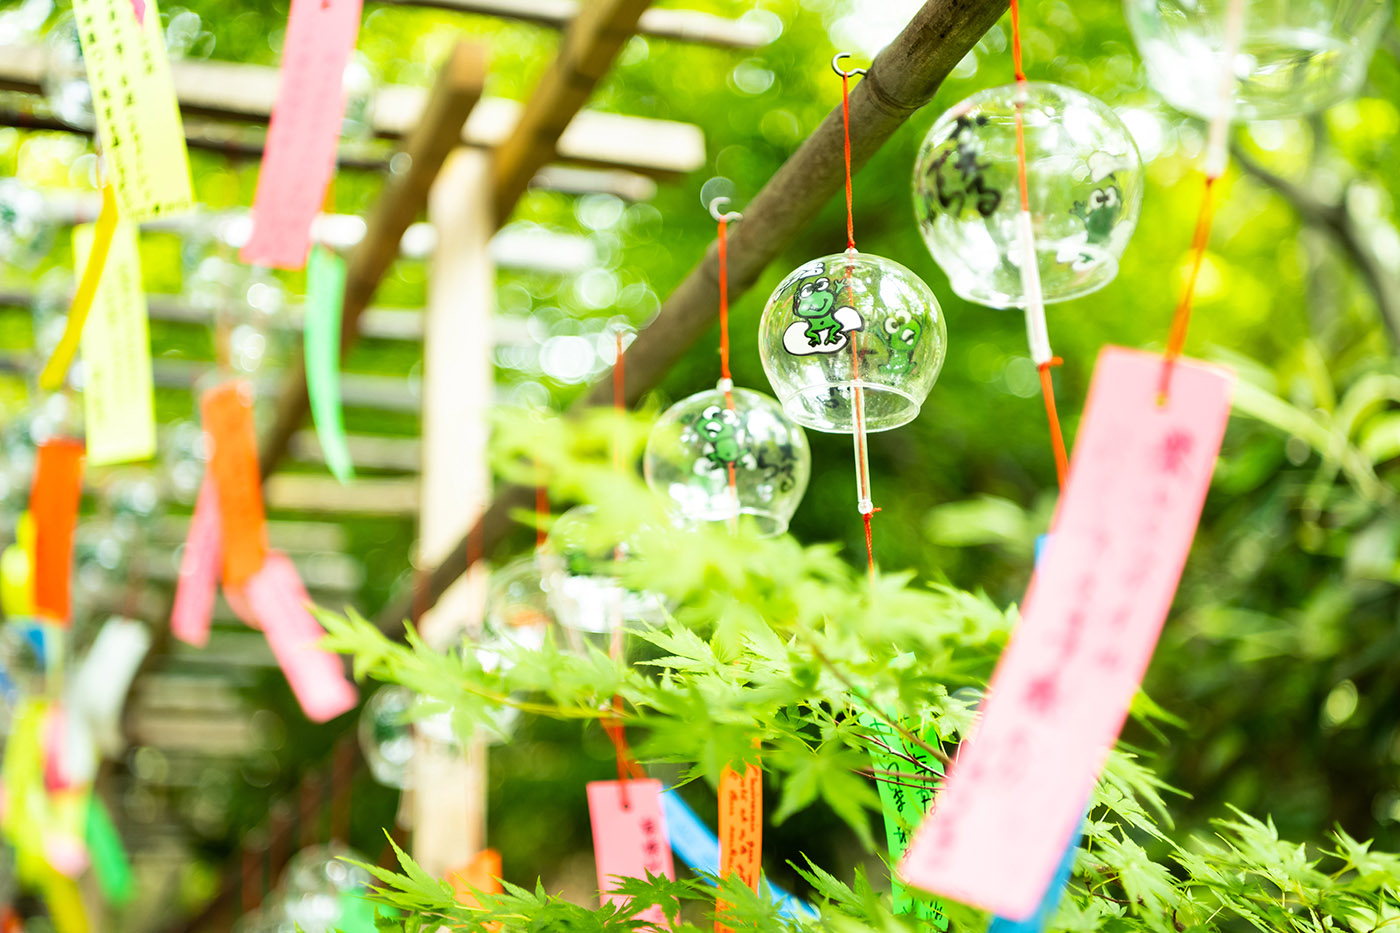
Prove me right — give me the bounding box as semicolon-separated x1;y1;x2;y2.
711;198;743;504
606;328;643;803
1159;0;1247;403
1007;0;1069;489
833;53;880;581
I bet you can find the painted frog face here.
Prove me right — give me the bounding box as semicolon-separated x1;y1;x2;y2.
698;406;743;465
883;310;922;350
795;277;836;320
1072;178;1123;244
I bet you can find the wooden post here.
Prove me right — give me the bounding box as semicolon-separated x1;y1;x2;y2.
407;148;495;877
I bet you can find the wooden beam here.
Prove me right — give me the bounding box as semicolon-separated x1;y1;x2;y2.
263;474;420;515
0;107;661;197
376;0;770;49
0;44;702;178
27;196;602;269
0;353;423;413
378;0;1011;632
255;41;485;477
491;0;654;221
287;431;421;473
0;289;534;346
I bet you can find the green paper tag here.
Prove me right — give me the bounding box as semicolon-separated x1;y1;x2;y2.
305;245;355;484
859;712;948;928
85;795;135;905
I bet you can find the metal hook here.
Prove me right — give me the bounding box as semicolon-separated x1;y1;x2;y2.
831;52;867;78
708;196;742;223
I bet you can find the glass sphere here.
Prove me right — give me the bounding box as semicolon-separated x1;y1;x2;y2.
160;420;207;505
472;560;552;742
0;179;53;271
283;843;370;896
281;844;372;933
43;14;94;129
913;82;1143;309
644;387;810;536
758;252;946;433
539;506;668;636
1124;0;1391;121
483;556;555;635
357;686;416;789
341;54;378;142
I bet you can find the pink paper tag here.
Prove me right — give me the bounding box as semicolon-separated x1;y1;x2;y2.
171;475;221;647
899;347;1234;920
587;779;676;927
241;551;357;723
239;0;363;269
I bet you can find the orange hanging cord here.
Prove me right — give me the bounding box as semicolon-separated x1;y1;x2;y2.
605;329;644;800
833;53;880;580
1159;0;1245;401
711;198;743;499
1007;0;1069;490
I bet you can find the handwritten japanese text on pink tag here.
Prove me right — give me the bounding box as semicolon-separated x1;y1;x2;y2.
587;779;676;927
240;0;363;269
241;551;357;723
171;475;220;647
899;347;1234;920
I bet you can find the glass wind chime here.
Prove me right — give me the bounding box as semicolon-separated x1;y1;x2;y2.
912;21;1143;483
759;55;947;569
1122;0;1391;386
645;200;812;537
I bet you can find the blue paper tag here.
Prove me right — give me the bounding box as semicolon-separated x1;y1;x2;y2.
660;789;818;919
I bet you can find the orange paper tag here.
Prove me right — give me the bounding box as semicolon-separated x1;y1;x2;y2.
449;848;503;906
716;759;762;933
30;439;85;625
200;381;268;586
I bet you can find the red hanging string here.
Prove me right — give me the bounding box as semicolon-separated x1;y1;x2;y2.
716;211;740;507
837;60;877;577
1160;0;1244;402
1009;0;1027;83
1007;0;1069;490
840;73;856;251
1037;358;1068;487
605;330;642;802
718;216;733;388
1158;175;1220;401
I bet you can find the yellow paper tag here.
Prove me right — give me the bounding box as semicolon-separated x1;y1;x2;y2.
41;868;91;933
76;218;155;465
39;186;118;391
0;511;35;618
72;0;193;220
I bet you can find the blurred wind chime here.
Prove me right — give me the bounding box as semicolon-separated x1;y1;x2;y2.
760;54;946;577
912;8;1144;485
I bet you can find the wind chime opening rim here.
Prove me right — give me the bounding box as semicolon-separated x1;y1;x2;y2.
774;381;924;434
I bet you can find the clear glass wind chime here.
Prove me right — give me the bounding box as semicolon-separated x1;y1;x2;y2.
759;54;947;570
645;199;812;537
912;20;1144;483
